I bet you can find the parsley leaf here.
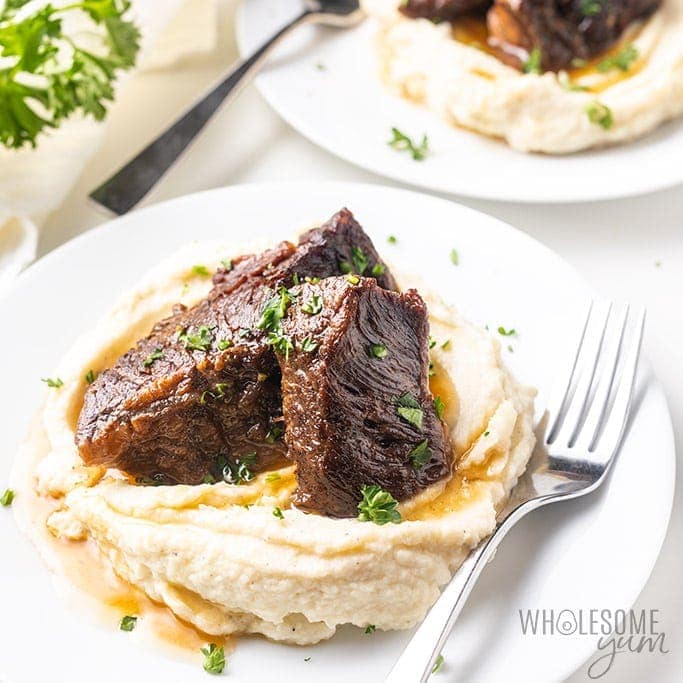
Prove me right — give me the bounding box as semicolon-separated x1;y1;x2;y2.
434;395;445;420
396;392;424;430
408;439;432;469
0;0;140;149
142;348;163;368
201;643;226;675
497;326;517;337
301;294;323;315
432;654;445;673
449;249;459;266
257;287;292;333
369;343;388;359
365;624;376;634
41;377;63;388
85;369;97;384
580;0;606;16
598;44;638;73
119;615;137;632
585;101;613;130
357;484;401;525
1;488;14;506
300;336;318;353
178;325;214;352
272;506;284;520
192;264;210;277
523;47;542;74
388;127;429;160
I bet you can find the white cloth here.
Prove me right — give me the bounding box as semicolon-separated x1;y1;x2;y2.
0;0;218;291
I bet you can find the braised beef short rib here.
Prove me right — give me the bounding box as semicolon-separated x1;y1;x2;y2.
279;277;452;517
487;0;660;72
76;209;396;485
400;0;491;20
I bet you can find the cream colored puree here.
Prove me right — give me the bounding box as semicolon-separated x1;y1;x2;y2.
363;0;683;153
12;238;536;647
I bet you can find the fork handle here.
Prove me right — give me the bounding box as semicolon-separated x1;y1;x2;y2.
384;501;535;683
90;9;314;215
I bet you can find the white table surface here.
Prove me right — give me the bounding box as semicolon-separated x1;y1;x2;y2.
38;1;681;680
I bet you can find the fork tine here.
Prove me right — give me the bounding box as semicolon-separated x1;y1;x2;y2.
545;300;593;442
572;305;629;451
593;307;646;459
549;301;612;447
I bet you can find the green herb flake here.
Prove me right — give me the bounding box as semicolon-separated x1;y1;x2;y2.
257;287;293;333
441;339;451;350
267;332;294;359
316;62;326;71
217;339;232;351
265;426;283;444
192;264;210;277
347;274;360;285
365;624;376;634
178;325;214;352
484;430;490;437
580;0;606;16
434;396;445;420
41;377;63;388
396;393;424;430
598;44;638;73
387;235;398;244
523;47;542;75
265;472;281;483
85;369;97;384
300;336;318;353
302;294;323;315
222;455;257;486
408;439;432;469
1;488;14;507
221;258;233;271
449;249;459;266
371;263;386;277
201;643;226;675
369;343;388;359
304;656;312;662
497;326;517;337
388;127;429;161
142;348;163;368
357;484;402;525
586;101;613;130
119;615;137;632
432;654;445;674
272;506;284;520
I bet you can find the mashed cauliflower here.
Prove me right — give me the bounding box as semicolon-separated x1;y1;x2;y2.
14;239;536;646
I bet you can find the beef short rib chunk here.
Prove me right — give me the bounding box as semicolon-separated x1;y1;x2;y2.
487;0;661;72
400;0;492;21
278;276;452;518
76;209;396;485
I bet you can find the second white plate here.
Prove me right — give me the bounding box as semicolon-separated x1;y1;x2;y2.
237;1;683;203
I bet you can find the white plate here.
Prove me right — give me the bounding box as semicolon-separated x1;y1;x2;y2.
0;182;674;682
237;2;683;203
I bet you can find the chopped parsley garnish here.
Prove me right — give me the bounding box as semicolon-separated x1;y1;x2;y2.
441;339;451;350
179;325;214;352
408;439;432;469
396;393;424;429
523;47;542;75
217;339;232;351
201;643;226;675
508;344;514;353
432;654;445;673
365;624;376;634
142;348;163;367
305;276;321;284
85;369;97;384
221;258;233;271
598;44;638;73
41;377;63;388
341;246;369;275
580;0;606;16
199;383;229;405
304;656;312;662
119;615;137;632
434;396;445;420
357;484;402;525
257;287;293;333
429;337;437;349
265;472;281;483
272;506;284;520
1;488;14;506
347;274;360;285
316;62;326;71
586;101;613;130
292;273;300;286
387;235;398;244
497;326;517;337
265;426;283;443
388;127;429;161
484;430;490;437
302;294;323;315
300;336;318;353
449;249;459;266
192;264;210;277
222;454;257;485
372;263;386;277
0;0;140;150
369;343;388;359
267;332;294;359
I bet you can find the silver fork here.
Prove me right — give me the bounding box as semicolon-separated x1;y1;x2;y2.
89;0;363;216
385;300;646;683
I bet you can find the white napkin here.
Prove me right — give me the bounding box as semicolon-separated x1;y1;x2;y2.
0;0;218;291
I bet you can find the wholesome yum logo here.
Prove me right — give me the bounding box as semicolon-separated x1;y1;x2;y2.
518;608;669;678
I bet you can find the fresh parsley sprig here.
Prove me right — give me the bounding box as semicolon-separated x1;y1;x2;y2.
0;0;140;149
357;484;401;525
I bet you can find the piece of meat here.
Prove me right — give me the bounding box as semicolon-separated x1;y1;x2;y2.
278;276;452;518
487;0;661;72
400;0;492;21
76;209;396;485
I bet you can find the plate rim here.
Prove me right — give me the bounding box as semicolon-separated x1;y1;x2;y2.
0;181;677;681
235;2;683;204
